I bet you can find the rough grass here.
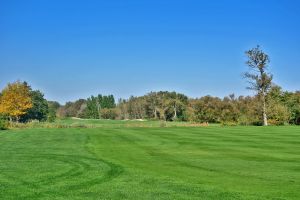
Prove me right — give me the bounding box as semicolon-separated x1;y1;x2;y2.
0;124;299;199
9;118;209;129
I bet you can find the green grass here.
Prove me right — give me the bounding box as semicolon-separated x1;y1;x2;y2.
0;124;300;199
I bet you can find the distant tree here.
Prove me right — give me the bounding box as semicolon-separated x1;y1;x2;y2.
84;96;99;119
70;99;86;117
191;96;222;123
157;95;169;121
20;90;49;122
220;94;240;124
56;99;86;118
117;91;188;121
96;95;102;118
146;92;159;119
266;86;290;125
168;92;188;120
63;102;74;117
126;96;146;119
0;81;32;122
287;91;300;125
236;95;261;125
101;95;116;109
151;91;188;121
83;94;116;119
47;108;56;122
47;101;60;122
48;101;60;111
117;98;129;119
244;45;273;126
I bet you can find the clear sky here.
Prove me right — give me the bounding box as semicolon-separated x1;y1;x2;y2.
1;0;300;104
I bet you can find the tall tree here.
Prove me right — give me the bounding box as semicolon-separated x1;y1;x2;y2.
0;81;32;122
244;46;273;126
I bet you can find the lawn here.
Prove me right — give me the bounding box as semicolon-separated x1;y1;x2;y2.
0;124;299;199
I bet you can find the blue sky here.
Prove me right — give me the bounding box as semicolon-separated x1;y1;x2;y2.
1;0;300;103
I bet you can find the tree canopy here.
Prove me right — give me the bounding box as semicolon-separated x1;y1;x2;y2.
0;81;32;121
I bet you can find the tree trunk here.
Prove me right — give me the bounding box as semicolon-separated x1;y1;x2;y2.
263;101;268;126
262;92;268;126
173;105;177;120
97;101;101;119
154;107;157;119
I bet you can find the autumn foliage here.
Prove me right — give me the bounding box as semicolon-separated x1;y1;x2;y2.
0;81;32;121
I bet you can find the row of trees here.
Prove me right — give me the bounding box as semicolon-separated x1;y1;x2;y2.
118;92;188;121
1;81;299;126
189;88;300;125
54;88;300;125
57;91;190;121
57;94;116;119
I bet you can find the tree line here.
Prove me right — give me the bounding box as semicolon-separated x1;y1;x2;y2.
54;88;300;125
0;46;299;128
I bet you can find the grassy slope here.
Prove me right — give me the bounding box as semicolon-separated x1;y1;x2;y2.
0;126;299;199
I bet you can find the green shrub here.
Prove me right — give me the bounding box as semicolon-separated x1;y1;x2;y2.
47;109;56;122
0;117;9;130
47;114;56;122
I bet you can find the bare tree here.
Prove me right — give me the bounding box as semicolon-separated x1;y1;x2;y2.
244;45;273;126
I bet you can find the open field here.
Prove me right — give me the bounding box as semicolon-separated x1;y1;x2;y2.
0;122;300;199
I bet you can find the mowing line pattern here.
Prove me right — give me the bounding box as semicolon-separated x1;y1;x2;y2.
0;126;299;199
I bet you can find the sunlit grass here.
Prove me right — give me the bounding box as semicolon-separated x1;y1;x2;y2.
0;124;299;199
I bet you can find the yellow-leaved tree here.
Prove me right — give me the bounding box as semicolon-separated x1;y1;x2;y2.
0;81;32;122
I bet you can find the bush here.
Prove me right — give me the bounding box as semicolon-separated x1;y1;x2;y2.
47;111;56;122
0;117;9;130
267;119;285;126
101;108;117;120
267;102;290;126
238;115;251;126
221;121;238;126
